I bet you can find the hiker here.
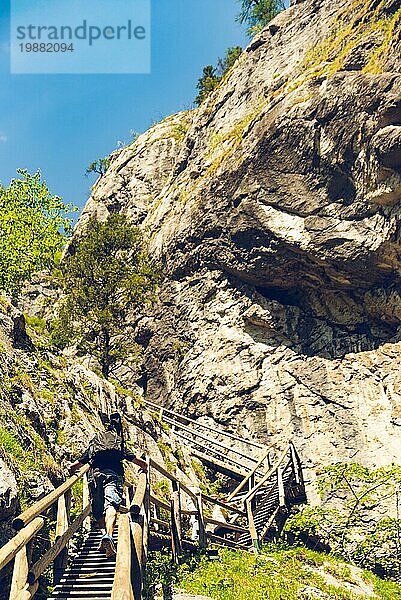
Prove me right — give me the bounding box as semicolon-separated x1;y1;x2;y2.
69;412;147;558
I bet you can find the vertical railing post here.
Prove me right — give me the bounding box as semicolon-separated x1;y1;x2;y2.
171;481;182;562
290;443;301;485
196;492;207;551
82;474;91;533
53;490;71;585
249;474;256;512
277;466;286;508
9;542;31;600
245;499;260;553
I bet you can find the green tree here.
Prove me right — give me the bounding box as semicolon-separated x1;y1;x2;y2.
85;156;110;177
237;0;285;36
195;65;221;106
217;46;243;76
0;170;75;297
195;47;242;106
285;463;401;579
52;214;159;378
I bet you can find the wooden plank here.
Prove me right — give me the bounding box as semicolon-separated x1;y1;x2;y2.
207;534;250;551
28;504;91;584
242;446;291;504
190;448;248;478
0;517;44;571
149;459;196;500
290;443;301;484
130;473;147;516
111;513;134;600
13;465;89;530
151;517;170;529
171;484;183;562
162;417;259;464
150;494;170;512
131;520;143;600
150;493;196;516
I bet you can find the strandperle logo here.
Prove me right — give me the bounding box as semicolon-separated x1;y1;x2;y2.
15;20;147;46
11;0;151;74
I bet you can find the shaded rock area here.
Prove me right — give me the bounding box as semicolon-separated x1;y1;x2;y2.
74;0;401;489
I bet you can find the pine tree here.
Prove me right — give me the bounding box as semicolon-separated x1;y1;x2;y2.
237;0;285;36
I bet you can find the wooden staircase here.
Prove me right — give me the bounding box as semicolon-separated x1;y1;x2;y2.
48;528;118;600
0;403;307;599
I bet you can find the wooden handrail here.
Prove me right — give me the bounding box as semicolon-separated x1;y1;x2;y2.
160;416;260;464
149;458;196;500
0;518;44;571
13;465;89;530
111;513;134;600
143;399;265;450
242;445;291;504
130;472;147;516
227;448;270;502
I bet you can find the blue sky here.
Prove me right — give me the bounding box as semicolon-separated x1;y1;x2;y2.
0;1;248;212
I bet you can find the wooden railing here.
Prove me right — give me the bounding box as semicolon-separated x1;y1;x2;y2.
0;443;306;599
0;464;90;600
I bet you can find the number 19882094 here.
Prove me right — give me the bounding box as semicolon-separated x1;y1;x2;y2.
19;43;74;52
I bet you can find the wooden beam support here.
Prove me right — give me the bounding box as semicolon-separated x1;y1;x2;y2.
201;493;246;515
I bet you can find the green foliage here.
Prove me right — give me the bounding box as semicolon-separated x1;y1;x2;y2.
178;546;401;600
85;156;110;177
237;0;285;36
143;550;179;600
285;462;401;579
0;170;75;297
25;315;48;336
195;47;242;105
51;214;160;377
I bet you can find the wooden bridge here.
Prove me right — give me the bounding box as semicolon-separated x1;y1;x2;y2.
0;406;306;599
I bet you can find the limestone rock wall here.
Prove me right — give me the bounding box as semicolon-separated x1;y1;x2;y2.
75;0;401;487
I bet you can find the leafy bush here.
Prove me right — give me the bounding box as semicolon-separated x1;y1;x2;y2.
285;463;401;579
0;170;75;296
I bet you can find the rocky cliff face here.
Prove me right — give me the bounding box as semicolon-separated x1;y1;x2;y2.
76;0;401;487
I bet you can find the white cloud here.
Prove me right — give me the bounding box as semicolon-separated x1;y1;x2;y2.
0;134;8;144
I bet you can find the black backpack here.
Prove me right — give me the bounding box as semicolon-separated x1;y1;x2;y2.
88;430;123;462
